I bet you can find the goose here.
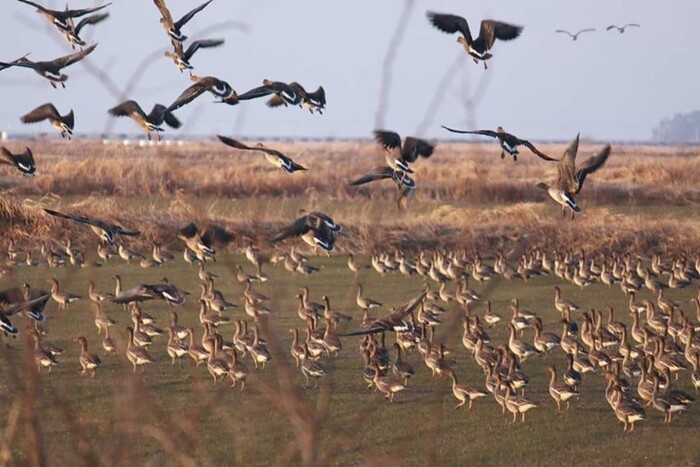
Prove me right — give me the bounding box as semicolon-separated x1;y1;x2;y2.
43;208;139;245
391;342;414;385
125;326;154;372
218;135;306;173
17;1;110;47
152;0;213;43
322;318;342;356
198;300;231;328
91;302;116;335
250;326;271;369
650;376;687;424
108;100;181;141
370;363;406;402
48;277;81;310
165;38;224;74
546;365;579;411
75;336;102;377
167;75;238;112
205;280;236;313
20;103;74;139
348;254;370;276
102;326;116;356
186;327;209;367
205;335;230;382
555;28;595;41
347;166;416;210
300;343;326;388
322;296;352;324
504;385;537;423
427;12;522;69
164;326;188;366
0;44;97;88
87;280;112;304
554;286;579;316
271;212;339;253
611;384;646;432
533;318;561;353
342;292;425;336
563;353;582;389
152;243;174;265
441;126;554;161
32;331;58;372
373;130;434;174
0;147;36;176
536;134;611;218
447;370;488;410
237;79;302;107
606;23;640;33
356;283;382;311
113;281;187;307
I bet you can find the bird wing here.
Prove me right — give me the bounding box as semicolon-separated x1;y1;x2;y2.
347;166;395;186
520;140;558;161
401;137;434;162
623;23;640;28
3;293;51;316
153;0;175;28
217;135;253;151
114;225;140;236
53;43;97;68
307;86;326;106
167;83;206;112
0;147;14;166
374;130;402;151
555;30;574;37
113;285;157;304
577;28;596;34
17;0;55;14
43;208;97;227
201;224;233;247
179;222;201;240
174;0;214;29
606;25;617;31
271;216;316;243
161;108;181;129
574;144;611;194
20;103;59;124
479;20;523;50
184;38;224;60
389;291;427;320
426;12;473;43
62;3;111;18
108;100;146;119
15;148;35;174
556;133;580;192
441;126;499;138
237;84;275;101
74;12;110;34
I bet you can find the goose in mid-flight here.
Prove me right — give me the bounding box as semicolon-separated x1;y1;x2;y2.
555;28;595;41
107;100;181;141
20;103;74;139
217;136;307;173
167;75;238;111
606;24;640;33
427;12;523;69
374;130;434;174
0;147;36;176
441;125;555;161
0;44;97;88
43;208;140;244
17;0;110;48
152;0;214;43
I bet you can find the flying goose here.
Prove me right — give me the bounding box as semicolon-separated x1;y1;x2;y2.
167;75;238;111
107;100;181;141
374;130;434;173
17;1;110;47
178;222;232;261
0;44;97;88
606;24;640;33
43;208;139;245
217;136;307;173
271;212;339;252
152;0;214;43
341;291;426;336
555;28;596;41
0;292;52;337
113;282;187;306
266;82;326;114
536;134;611;218
20;103;74;139
347;166;416;210
165;38;224;74
237;80;301;107
427;12;523;69
0;147;36;176
441;125;555;161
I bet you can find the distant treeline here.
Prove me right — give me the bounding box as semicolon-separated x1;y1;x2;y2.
653;111;700;143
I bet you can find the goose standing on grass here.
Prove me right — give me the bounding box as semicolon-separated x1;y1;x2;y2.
546;365;579;411
606;24;640;33
374;130;434;174
20;103;74;139
165;39;224;74
426;12;523;69
555;28;596;41
0;44;97;88
447;370;488;409
75;336;102;377
217;136;307;173
48;278;81;310
0;147;36;176
125;326;155;373
43;208;139;245
536;134;611;218
17;0;111;47
167;75;238;111
441;125;555;161
107;100;181;141
152;0;214;44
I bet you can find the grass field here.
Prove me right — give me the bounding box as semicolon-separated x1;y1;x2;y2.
1;140;700;466
1;253;699;466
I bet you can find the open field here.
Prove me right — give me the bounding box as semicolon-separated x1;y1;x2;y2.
1;141;700;466
1;254;700;466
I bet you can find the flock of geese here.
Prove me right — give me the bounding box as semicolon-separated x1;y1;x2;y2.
2;0;691;442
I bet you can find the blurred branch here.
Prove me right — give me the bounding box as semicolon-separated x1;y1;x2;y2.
374;0;416;129
414;56;465;137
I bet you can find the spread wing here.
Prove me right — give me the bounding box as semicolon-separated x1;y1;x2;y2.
441;126;499;138
113;285;158;304
20;103;59;124
62;3;111;18
53;43;97;68
109;100;146;119
43;208;95;226
2;293;52;316
201;224;233;247
174;0;214;29
217;135;253;151
347;166;395;186
426;12;472;43
153;0;175;28
401;137;434;162
374;130;402;151
520;140;557;161
575;145;611;194
167;82;206;111
555;30;574;37
556;133;580;192
184;38;224;60
237;84;275;101
74;12;110;35
271;215;317;243
0;147;14;166
478;20;523;50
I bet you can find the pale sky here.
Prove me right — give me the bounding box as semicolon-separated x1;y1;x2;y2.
0;0;697;142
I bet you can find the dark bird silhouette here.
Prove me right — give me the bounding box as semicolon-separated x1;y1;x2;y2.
217;136;307;173
167;75;238;111
237;80;301;107
43;208;140;245
165;38;224;74
20;103;74;139
271;212;340;253
152;0;214;43
555;28;595;41
108;100;181;141
441;125;555;161
341;292;426;336
113;283;187;306
606;24;640;33
374;130;434;173
0;44;97;88
178;222;233;262
0;147;36;176
536;134;611;218
427;12;522;69
17;0;110;48
348;166;415;210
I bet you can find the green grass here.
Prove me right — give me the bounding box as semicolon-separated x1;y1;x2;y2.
1;254;699;466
